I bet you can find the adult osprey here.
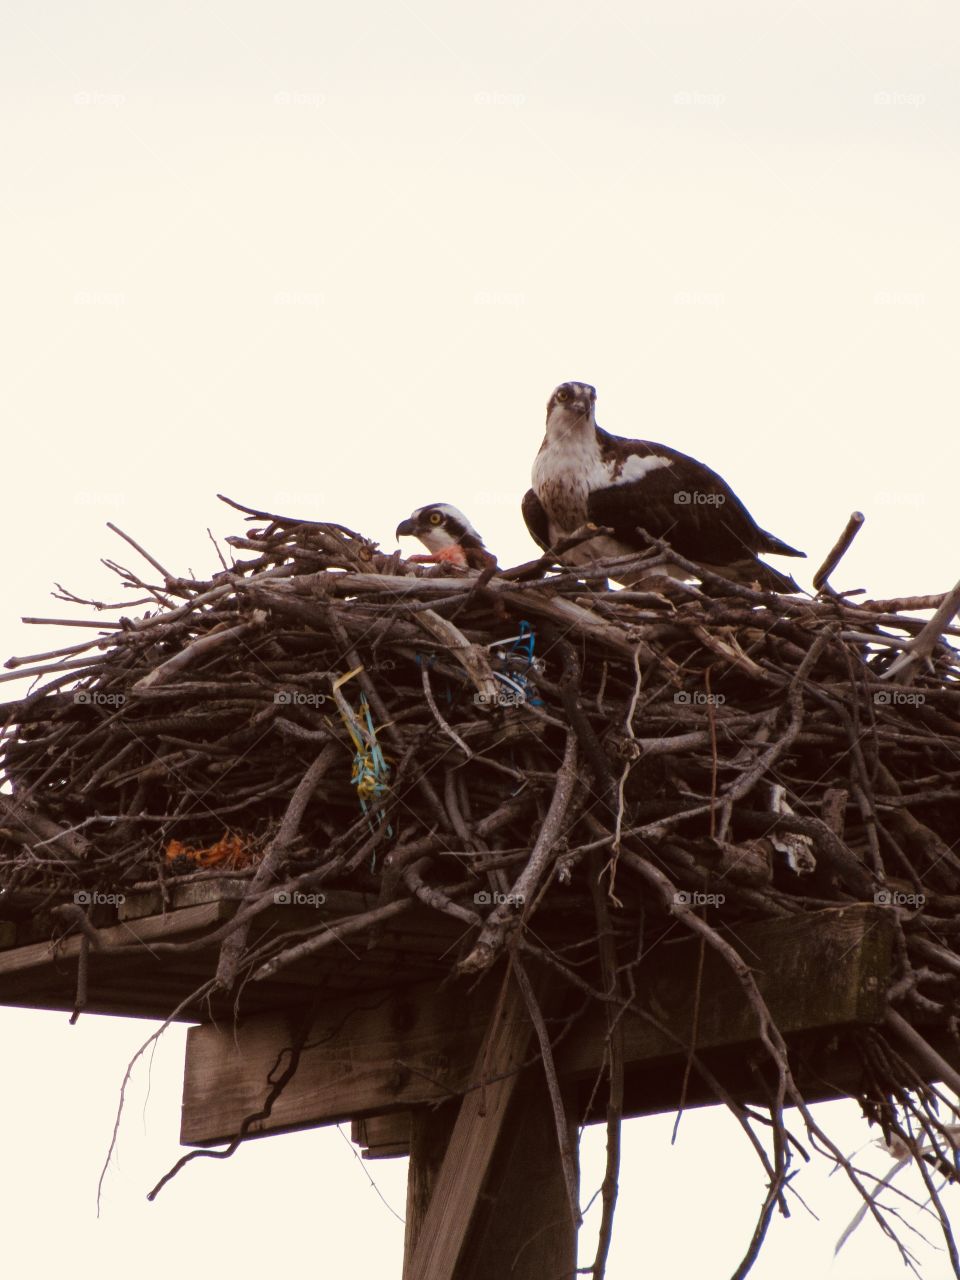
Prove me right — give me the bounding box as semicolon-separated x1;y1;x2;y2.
522;381;805;592
396;504;497;571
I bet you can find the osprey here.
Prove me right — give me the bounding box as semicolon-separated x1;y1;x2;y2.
522;381;805;592
396;504;497;571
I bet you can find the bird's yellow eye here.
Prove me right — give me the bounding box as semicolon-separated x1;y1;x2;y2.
428;512;443;525
557;388;569;402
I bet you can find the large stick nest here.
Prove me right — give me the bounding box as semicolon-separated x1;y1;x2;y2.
2;495;960;1275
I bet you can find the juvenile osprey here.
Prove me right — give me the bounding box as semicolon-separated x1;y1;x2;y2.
522;381;805;592
396;504;497;571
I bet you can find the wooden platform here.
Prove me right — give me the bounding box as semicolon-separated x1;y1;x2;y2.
178;902;898;1144
0;888;915;1129
5;892;955;1280
0;878;462;1019
3;890;948;1144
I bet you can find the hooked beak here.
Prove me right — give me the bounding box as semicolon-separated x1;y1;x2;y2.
395;517;416;540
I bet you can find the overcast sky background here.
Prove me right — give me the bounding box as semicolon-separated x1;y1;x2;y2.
2;2;959;1276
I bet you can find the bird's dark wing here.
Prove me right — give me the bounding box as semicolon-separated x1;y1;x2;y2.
521;488;551;552
756;527;804;558
589;434;804;564
721;559;802;593
463;542;498;571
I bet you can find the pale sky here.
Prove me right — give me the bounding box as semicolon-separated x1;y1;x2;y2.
2;2;959;1276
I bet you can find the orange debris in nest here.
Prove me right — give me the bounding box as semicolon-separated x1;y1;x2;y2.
164;833;256;869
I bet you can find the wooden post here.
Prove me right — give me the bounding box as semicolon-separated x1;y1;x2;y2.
403;966;578;1280
454;1073;578;1280
402;1062;578;1279
403;1101;460;1273
402;968;534;1279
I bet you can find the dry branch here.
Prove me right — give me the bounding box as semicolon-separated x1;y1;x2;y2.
1;495;959;1276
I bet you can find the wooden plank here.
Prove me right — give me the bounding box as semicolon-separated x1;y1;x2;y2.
403;1102;460;1262
118;883;379;923
352;1112;411;1160
562;901;894;1075
405;969;534;1280
0;900;239;1020
454;1076;578;1280
0;892;459;1020
181;904;895;1145
402;1079;578;1280
0;901;233;983
182;975;500;1145
119;879;251;921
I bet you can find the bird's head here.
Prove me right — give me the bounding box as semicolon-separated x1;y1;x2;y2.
545;381;597;438
395;503;486;564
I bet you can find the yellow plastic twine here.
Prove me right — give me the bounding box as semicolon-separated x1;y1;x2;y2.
329;667;391;833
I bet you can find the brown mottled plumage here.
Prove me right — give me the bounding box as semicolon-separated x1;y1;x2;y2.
523;381;805;592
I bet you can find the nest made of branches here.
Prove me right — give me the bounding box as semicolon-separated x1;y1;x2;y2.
2;493;960;1276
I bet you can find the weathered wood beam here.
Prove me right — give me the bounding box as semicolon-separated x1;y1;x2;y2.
431;1076;578;1280
352;1112;412;1160
0;886;459;1020
183;974;499;1144
404;968;538;1280
403;1102;459;1255
0;900;234;1007
181;905;895;1146
564;900;894;1072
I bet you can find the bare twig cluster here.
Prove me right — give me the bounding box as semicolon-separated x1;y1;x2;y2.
1;495;959;1276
